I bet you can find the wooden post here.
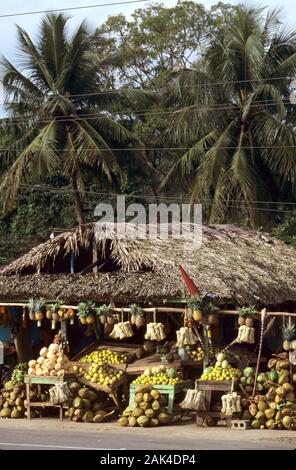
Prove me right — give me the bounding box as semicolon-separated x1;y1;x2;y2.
252;308;266;398
92;242;98;273
70;251;75;274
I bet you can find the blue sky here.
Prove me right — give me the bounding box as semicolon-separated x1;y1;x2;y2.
0;0;295;64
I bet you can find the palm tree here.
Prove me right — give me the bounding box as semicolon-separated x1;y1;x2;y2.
163;5;296;224
0;14;145;224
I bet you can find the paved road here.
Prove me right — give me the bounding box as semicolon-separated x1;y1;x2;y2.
0;420;295;450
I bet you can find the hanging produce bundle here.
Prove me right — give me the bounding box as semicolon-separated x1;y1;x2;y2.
65;382;115;423
28;343;73;377
49;382;72;405
236;306;256;344
179;389;206;410
77;301;96;325
118;387;172;427
129;304;146;328
176;327;197;347
83;363;124;387
200;352;241;381
133;366;182;386
145;323;166;341
27;298;46;326
236;325;255;344
79;349;127;365
221;392;241;416
282;324;296;351
11;363;28;382
109;321;134;339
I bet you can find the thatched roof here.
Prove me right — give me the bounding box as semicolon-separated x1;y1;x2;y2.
1;224;296;306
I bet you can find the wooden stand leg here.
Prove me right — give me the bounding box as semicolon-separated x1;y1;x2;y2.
110;391;122;412
59;406;63;421
26;382;31;420
129;387;135;407
167;391;174;415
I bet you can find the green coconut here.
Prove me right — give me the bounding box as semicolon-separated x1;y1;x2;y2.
85;390;98;402
257;373;267;384
81;398;91;410
139;402;150;411
74;409;84;419
251;420;260;429
257;400;268;412
264;408;275;420
255;411;266;424
11;409;21;419
82;411;94;423
69;382;82;392
0;407;12;418
243;367;254;379
92;402;105;412
73;397;83;409
268;370;279;382
249;404;258;417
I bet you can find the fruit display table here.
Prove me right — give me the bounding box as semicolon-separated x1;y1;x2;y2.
194;379;239;427
24;374;75;420
129;380;192;415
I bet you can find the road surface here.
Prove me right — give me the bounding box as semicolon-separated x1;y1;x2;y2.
0;419;295;450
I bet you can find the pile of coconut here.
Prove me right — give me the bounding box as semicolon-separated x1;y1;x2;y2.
28;343;73;377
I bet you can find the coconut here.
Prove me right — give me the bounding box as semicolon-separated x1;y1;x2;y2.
85;390;98;402
135;393;143;403
93;411;108;423
267;358;277;369
249;403;258;417
257;400;268;412
73;397;83;409
282;415;292;429
264;408;275;420
149;418;159;427
132;407;144;418
69;382;82;392
128;416;138;427
92;402;105;412
137;415;150;427
275;386;285;396
151;400;160;411
145;409;156;419
251;420;260;429
82;411;94;423
0;407;12;418
278;372;289;385
275;411;282;422
143;392;153;402
255;411;266;424
157;412;171;425
139;402;150;411
286;392;296;402
117;417;128;426
283;383;294;392
150;390;160;400
265;419;276;429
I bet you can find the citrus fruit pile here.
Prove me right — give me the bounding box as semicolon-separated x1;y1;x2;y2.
132;366;182;386
83;363;124;387
80;349;127;365
188;346;204;362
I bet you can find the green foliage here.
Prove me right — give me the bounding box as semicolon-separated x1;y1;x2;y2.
237;305;257;318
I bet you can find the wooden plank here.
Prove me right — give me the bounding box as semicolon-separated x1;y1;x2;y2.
77;374;127;394
196;379;238;392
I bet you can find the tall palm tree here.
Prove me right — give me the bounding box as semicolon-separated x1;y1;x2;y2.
0;14;145;224
163;5;296;224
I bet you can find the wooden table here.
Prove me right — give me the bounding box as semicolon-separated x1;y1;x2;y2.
129;380;192;415
24;374;75;420
194;379;238;427
126;354;181;375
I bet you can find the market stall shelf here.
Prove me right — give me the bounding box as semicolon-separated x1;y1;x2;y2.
129;380;192;415
24;374;75;420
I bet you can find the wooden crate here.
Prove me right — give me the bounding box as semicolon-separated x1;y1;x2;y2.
196;379;238;392
77;375;128;411
129;380;192;415
126;354;181;374
71;341;142;363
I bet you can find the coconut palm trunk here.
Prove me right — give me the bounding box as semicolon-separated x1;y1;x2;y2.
71;174;85;226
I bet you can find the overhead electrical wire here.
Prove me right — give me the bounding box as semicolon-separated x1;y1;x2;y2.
0;1;150;19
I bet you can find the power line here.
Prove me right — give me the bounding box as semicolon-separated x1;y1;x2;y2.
10;183;296;209
0;99;293;126
0;1;149;19
0;144;296;152
2;75;294;103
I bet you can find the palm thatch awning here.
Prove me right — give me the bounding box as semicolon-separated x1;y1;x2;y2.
1;224;296;306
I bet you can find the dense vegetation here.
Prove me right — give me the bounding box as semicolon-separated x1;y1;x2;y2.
0;2;296;263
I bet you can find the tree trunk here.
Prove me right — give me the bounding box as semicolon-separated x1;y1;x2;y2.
72;175;85;226
14;328;33;363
